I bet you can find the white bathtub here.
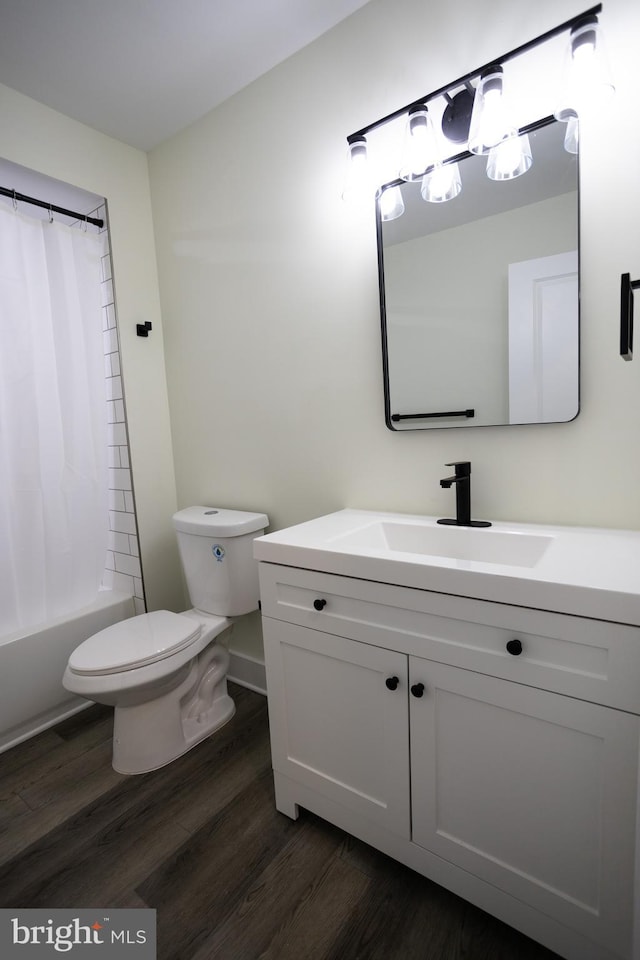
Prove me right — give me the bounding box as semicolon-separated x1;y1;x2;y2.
0;590;136;753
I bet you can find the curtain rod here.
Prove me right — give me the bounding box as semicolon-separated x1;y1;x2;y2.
0;186;104;229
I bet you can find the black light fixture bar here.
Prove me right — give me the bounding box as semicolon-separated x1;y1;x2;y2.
0;186;104;229
348;4;602;141
378;113;556;193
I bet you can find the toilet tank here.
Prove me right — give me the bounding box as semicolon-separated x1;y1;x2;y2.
172;507;268;617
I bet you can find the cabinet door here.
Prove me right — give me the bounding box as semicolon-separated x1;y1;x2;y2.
263;618;410;837
410;659;638;958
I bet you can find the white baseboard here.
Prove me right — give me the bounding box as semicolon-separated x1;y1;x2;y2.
228;650;266;696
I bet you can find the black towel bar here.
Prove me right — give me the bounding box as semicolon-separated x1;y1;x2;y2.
391;408;475;422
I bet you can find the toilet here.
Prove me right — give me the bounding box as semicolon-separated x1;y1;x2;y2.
63;506;268;775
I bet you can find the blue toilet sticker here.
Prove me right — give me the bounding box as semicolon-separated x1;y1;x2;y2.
212;545;225;562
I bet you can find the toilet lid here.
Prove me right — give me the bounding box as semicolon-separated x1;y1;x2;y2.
68;610;202;676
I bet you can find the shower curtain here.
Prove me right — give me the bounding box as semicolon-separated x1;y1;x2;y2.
0;204;109;635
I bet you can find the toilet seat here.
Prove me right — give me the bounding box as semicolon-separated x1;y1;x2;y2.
67;610;202;677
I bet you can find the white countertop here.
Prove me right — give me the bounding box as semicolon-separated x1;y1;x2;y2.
254;509;640;626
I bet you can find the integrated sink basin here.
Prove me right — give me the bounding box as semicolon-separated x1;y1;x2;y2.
329;521;553;568
254;508;640;624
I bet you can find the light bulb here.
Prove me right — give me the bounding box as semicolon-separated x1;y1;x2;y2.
468;66;516;155
421;162;462;203
341;136;372;203
481;88;505;144
555;16;614;122
486;133;532;180
379;185;405;221
564;116;579;154
399;106;437;182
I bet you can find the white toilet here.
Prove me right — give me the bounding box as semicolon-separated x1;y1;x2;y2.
63;506;268;775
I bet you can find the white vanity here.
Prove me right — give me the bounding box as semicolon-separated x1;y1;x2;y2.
254;510;640;960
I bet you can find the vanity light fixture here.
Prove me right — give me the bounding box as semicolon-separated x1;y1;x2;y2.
563;116;580;154
341;135;371;202
467;66;516;155
441;88;475;144
555;14;615;122
420;161;462;203
486;131;533;181
343;4;611;214
399;105;437;182
379;184;405;221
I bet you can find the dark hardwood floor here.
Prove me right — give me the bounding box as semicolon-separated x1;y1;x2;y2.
0;684;560;960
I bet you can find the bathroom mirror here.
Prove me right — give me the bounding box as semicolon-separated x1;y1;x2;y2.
378;118;579;430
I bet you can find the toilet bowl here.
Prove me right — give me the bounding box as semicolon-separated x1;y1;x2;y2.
63;507;268;774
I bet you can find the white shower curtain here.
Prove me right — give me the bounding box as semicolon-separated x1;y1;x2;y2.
0;204;109;635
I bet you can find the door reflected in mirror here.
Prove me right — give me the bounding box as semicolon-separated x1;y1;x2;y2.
378;119;579;430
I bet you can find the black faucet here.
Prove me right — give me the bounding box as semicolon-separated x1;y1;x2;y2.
438;461;491;528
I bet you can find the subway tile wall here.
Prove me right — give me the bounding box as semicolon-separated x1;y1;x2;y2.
95;204;146;615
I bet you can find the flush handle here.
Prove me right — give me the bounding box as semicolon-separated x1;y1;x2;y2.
313;598;327;611
506;639;523;656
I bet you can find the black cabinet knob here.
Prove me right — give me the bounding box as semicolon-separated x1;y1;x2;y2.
411;682;425;698
385;676;399;691
313;598;327;611
506;638;523;656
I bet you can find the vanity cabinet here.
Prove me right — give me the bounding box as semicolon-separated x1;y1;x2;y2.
263;619;411;836
259;562;640;960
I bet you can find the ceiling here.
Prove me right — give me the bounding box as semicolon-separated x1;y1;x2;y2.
0;0;371;151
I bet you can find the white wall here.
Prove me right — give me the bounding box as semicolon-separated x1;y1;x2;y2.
0;83;183;612
148;0;640;543
3;0;636;639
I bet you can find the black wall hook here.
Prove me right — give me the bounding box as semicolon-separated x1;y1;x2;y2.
620;273;639;361
136;321;152;338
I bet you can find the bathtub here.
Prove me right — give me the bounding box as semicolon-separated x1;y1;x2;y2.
0;590;136;753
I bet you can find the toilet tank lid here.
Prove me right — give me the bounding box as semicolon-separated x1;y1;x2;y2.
172;506;269;537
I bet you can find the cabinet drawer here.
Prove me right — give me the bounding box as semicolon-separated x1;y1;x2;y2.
259;563;640;713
